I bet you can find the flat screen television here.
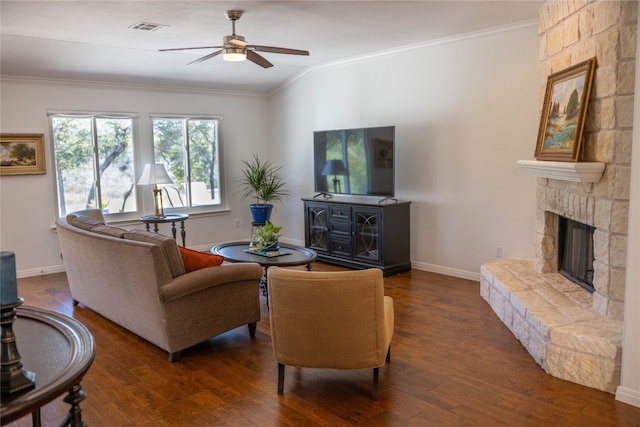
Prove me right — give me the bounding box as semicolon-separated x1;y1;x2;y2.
313;126;395;198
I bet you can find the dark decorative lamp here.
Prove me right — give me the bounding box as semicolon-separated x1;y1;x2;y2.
1;251;36;395
321;159;349;194
137;163;173;218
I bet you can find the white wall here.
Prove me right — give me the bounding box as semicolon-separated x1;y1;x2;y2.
268;23;540;278
0;78;269;274
0;23;540;280
615;12;640;408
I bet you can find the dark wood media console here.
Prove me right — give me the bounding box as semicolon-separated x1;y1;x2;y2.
303;197;411;276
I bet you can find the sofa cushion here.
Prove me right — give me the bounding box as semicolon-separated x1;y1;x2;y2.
91;224;127;238
179;246;224;272
124;230;186;278
70;216;104;231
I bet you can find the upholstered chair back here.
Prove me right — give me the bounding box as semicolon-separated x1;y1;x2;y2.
267;267;394;399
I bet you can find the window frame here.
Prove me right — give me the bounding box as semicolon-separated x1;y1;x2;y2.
48;111;228;222
149;114;227;216
48;110;142;221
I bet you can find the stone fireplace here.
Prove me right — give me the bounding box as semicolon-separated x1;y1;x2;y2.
481;0;635;393
536;193;627;321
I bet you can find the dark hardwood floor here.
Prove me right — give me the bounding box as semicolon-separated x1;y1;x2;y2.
5;263;640;426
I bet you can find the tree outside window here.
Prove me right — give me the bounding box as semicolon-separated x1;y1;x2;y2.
51;115;137;217
152;117;221;209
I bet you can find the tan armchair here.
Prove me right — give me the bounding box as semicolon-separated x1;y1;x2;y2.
267;267;394;400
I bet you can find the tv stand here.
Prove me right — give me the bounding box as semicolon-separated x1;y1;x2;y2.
303;197;411;276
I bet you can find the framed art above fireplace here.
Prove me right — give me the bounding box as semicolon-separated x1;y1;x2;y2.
534;57;596;162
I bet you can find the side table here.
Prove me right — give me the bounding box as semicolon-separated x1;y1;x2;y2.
0;306;95;426
140;214;189;246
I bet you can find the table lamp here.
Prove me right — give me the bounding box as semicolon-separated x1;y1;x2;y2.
137;163;173;218
321;159;349;193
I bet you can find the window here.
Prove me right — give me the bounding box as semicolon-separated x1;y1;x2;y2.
50;114;137;217
151;117;222;209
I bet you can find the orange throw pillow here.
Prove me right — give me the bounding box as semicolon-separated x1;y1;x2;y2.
179;246;224;272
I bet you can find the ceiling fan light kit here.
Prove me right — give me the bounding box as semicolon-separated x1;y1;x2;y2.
159;10;309;68
223;48;247;62
222;34;247;62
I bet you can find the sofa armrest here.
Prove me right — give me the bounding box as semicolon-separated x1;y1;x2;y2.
160;263;263;303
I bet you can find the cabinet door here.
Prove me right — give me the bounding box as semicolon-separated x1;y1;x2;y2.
305;203;328;252
354;208;381;263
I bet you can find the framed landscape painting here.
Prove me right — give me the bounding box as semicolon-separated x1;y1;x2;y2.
0;133;46;176
534;57;596;162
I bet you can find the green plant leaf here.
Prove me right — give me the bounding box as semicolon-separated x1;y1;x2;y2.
238;154;289;204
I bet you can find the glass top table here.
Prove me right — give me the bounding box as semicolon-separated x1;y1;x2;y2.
211;242;317;305
1;306;95;426
139;213;188;246
211;241;317;268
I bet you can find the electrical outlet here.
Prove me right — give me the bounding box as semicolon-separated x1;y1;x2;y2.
496;246;503;258
234;219;240;228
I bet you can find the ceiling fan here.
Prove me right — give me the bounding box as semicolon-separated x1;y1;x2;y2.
159;10;309;68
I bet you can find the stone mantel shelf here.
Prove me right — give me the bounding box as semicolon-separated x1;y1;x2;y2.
516;160;605;182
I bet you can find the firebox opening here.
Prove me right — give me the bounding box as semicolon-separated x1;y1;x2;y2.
558;216;595;293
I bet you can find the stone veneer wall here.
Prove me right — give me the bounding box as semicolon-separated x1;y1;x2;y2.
535;0;636;320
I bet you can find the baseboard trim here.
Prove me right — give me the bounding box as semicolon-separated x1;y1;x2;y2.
410;261;480;282
16;249;481;284
17;265;67;278
616;386;640;408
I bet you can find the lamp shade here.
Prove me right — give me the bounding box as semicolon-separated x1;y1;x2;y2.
321;159;348;176
137;163;173;185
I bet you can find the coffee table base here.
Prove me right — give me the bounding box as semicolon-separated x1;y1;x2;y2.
211;241;317;307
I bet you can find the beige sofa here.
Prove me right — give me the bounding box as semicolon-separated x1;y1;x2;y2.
56;209;264;361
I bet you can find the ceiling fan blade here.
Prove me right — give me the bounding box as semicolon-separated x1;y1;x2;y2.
246;50;273;68
188;50;223;65
162;10;309;68
249;45;309;56
159;46;223;52
229;38;247;47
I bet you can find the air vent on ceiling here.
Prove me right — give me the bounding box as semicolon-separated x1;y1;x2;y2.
129;22;168;31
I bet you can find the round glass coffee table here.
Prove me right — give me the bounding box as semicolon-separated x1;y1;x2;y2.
211;241;317;305
1;306;95;426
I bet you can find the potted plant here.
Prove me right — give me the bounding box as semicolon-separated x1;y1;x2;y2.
239;154;289;224
252;221;283;251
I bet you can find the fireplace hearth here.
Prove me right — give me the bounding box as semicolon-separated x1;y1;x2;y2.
481;259;622;393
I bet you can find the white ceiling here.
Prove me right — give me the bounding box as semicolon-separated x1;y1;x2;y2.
0;1;544;93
